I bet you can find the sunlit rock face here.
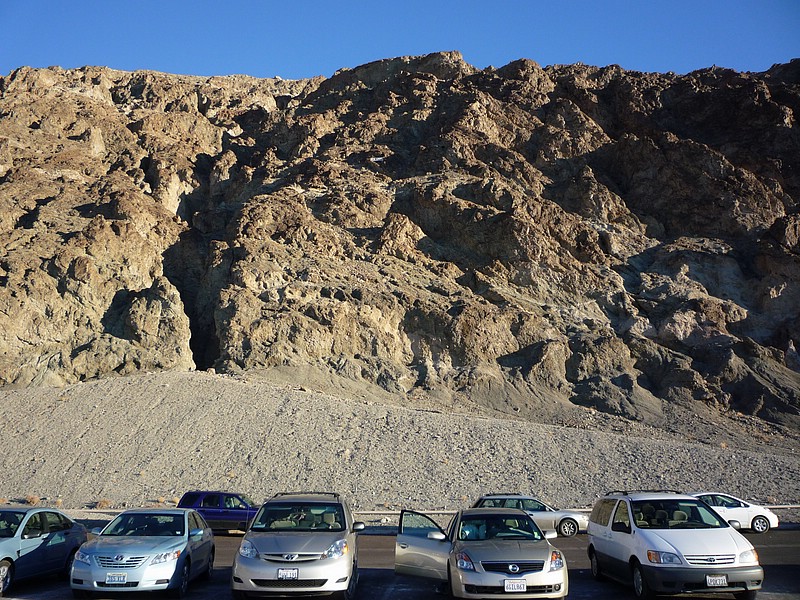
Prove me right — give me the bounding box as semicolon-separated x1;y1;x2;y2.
1;54;798;429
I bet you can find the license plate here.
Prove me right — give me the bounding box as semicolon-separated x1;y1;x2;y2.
105;573;127;584
706;574;728;587
277;568;298;580
504;579;527;592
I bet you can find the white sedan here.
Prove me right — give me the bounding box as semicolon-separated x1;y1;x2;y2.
689;492;780;533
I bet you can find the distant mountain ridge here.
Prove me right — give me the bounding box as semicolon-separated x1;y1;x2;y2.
1;52;799;431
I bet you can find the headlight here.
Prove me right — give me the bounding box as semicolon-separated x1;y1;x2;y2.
740;549;758;564
150;550;181;565
321;539;348;560
74;550;91;565
238;540;258;559
455;552;475;571
647;550;682;565
549;550;564;571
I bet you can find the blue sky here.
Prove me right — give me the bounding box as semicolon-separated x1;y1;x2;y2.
1;1;798;79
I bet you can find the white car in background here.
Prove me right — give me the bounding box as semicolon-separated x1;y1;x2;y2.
689;492;779;533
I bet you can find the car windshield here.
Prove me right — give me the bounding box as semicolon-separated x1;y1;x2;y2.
0;511;24;537
250;503;345;532
458;514;544;541
103;513;185;536
631;499;726;529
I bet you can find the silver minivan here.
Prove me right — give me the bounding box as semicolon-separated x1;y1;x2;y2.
586;490;763;600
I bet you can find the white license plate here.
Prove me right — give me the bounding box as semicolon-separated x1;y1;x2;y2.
105;572;127;585
277;568;298;580
504;579;527;592
706;574;728;587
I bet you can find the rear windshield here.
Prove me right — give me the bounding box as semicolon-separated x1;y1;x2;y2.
104;513;186;537
250;502;345;532
631;499;726;529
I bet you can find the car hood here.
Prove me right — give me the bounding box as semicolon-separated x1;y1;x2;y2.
245;531;347;554
647;528;753;556
82;535;185;554
453;539;554;561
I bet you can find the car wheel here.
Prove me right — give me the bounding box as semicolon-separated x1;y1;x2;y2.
558;518;578;537
751;516;770;533
0;559;13;597
202;549;215;580
588;548;604;581
448;563;462;599
168;560;190;598
632;562;655;600
63;549;78;578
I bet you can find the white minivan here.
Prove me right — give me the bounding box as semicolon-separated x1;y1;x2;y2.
587;490;763;600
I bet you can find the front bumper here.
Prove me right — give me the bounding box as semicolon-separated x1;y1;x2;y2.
71;558;181;593
231;554;354;596
452;567;568;599
642;564;764;595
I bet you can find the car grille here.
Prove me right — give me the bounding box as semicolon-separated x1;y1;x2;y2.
95;555;149;569
252;579;327;588
260;553;321;563
465;584;559;594
481;560;545;574
684;554;736;565
96;581;139;588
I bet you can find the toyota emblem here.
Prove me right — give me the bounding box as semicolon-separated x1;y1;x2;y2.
707;557;716;563
114;554;125;562
283;554;299;561
508;563;520;573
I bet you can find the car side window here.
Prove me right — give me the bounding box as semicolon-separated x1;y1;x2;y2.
400;511;443;538
43;511;70;532
202;494;221;508
188;512;201;531
590;499;616;526
225;495;245;509
22;512;44;537
521;499;547;511
717;495;741;508
612;501;631;533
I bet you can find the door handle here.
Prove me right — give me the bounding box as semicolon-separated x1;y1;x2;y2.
398;543;408;549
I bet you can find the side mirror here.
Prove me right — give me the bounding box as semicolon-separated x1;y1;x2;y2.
22;529;43;539
611;521;631;534
90;527;103;536
728;520;742;530
352;522;365;532
544;530;557;540
189;527;204;538
427;531;446;541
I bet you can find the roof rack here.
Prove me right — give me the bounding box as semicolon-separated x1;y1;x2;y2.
482;492;523;497
605;490;683;496
271;491;341;499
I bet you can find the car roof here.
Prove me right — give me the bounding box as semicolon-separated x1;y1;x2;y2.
118;508;192;515
460;507;531;518
266;492;344;504
0;506;45;514
602;490;697;502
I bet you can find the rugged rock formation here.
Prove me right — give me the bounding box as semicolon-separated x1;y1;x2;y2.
1;52;799;430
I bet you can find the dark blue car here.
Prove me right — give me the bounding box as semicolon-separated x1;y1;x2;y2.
177;491;259;531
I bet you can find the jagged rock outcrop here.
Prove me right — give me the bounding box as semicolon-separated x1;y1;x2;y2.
1;52;799;430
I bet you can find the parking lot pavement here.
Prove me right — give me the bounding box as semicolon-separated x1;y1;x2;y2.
5;529;799;599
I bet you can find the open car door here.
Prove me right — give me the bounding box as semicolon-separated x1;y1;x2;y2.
394;509;450;580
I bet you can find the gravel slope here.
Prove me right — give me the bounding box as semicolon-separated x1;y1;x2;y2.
1;371;798;515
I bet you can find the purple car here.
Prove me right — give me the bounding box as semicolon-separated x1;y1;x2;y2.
177;491;259;531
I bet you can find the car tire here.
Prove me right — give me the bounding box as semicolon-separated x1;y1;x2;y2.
0;559;13;597
632;562;655;600
168;560;190;598
558;518;578;537
202;549;215;580
448;563;462;599
63;549;78;579
751;516;770;533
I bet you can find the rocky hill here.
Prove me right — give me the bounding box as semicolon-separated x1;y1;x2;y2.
1;52;799;437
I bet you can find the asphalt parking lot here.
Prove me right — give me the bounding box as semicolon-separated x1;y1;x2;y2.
5;526;799;600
